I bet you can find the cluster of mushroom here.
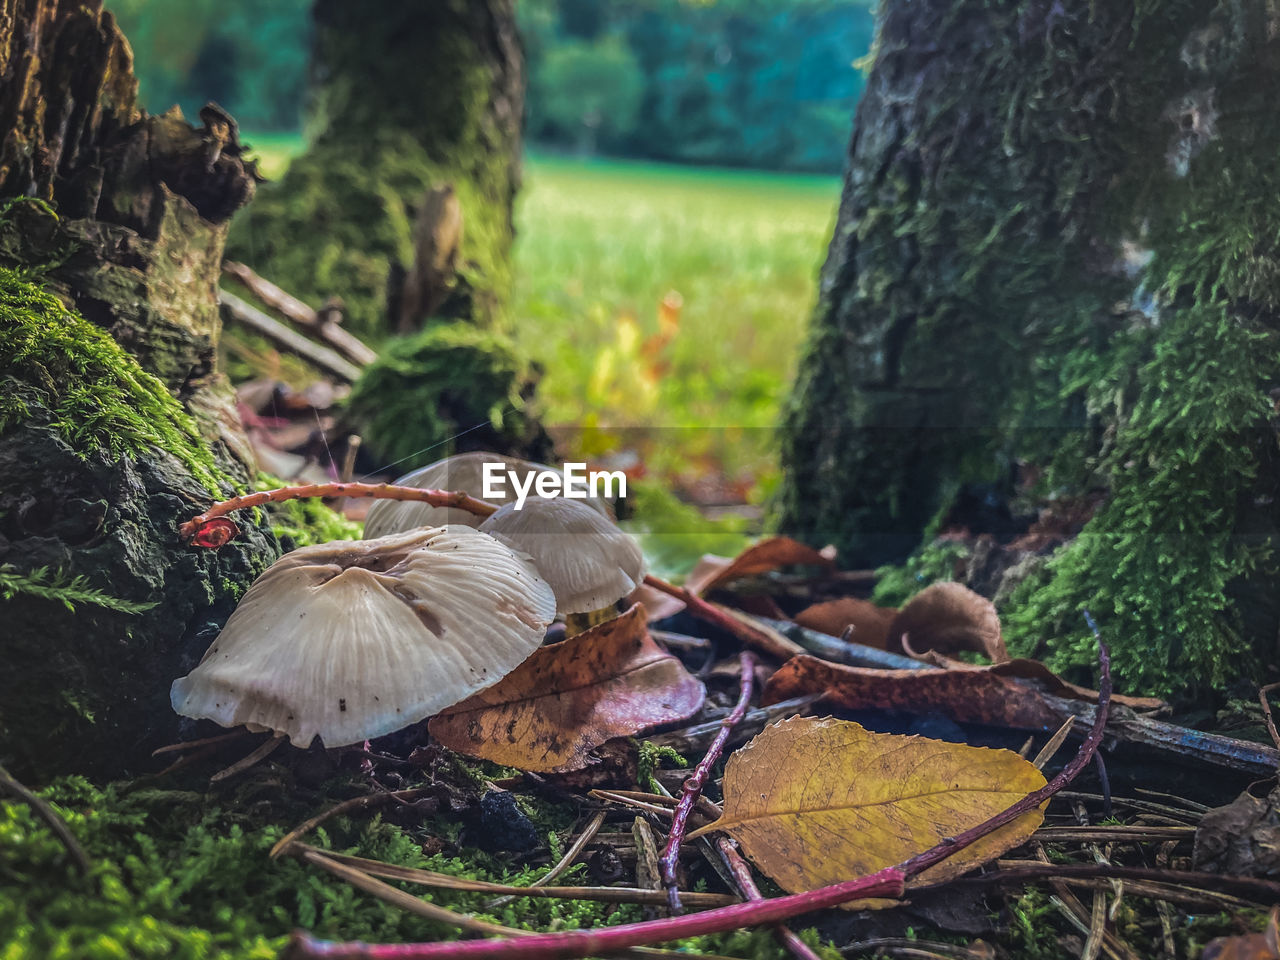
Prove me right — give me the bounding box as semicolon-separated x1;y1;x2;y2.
171;453;646;748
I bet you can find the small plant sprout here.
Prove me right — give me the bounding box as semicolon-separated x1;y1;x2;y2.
171;526;555;747
478;496;645;615
362;452;610;540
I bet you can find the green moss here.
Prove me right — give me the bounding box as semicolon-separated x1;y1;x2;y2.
0;267;227;495
1;776;641;959
343;323;547;472
1002;40;1280;697
228;132;509;338
0;565;157;615
636;741;687;794
256;474;362;550
870;541;970;608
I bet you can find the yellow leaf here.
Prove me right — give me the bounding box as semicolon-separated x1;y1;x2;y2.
692;716;1046;901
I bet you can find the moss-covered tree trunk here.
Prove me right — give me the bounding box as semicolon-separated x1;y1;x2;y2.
778;0;1280;696
0;0;277;779
229;0;523;336
228;0;549;469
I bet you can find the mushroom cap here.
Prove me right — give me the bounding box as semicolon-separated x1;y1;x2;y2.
363;452;610;539
479;497;646;614
171;525;556;747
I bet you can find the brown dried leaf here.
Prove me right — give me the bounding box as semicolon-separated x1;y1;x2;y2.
688;537;835;596
429;605;705;772
1202;907;1280;960
795;597;899;650
889;582;1008;662
916;651;1166;711
692;716;1046;899
760;655;1063;730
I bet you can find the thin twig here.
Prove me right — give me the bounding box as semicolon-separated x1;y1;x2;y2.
293;845;736;907
716;836;822;960
660;650;755;913
209;734;283;782
1259;681;1280;751
642;579;801;661
487;810;606;910
982;861;1280;904
151;729;254;756
271;788;439;859
0;763;90;876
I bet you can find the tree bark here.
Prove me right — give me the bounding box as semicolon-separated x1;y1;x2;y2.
227;0;524;336
0;0;276;779
777;0;1280;695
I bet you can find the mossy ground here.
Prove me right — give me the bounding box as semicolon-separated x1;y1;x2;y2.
0;769;826;960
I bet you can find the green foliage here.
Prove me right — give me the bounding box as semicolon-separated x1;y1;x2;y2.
0;777;642;960
521;0;873;172
108;0;311;131
343;324;543;473
0;565;157;615
256;474;362;550
0;268;226;495
530;35;644;151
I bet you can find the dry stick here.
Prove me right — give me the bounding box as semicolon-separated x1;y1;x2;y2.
716;836;822;960
292;845;736;908
487;810;607;910
0;762;90;876
977;861;1280;905
280;633;1113;960
1259;681;1280;751
660;650;756;914
209;734;284;782
641;578;803;661
271;787;439;859
151;729;255;756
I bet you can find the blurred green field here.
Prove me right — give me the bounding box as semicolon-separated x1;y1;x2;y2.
513;155;838;497
241;136;839;503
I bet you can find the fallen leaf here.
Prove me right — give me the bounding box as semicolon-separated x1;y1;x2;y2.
429;605;705;772
692;716;1046;898
889;582;1008;662
1194;780;1280;879
627;581;686;621
1203;907;1280;960
688;537;835;596
795;597;898;650
915;651;1166;711
761;655;1063;730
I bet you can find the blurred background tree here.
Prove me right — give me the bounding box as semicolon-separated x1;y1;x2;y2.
110;0;874;174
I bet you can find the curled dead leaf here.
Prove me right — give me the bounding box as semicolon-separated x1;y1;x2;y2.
889;582;1008;662
761;655;1063;730
794;597;898;650
691;716;1047;901
688;537;836;596
429;605;705;772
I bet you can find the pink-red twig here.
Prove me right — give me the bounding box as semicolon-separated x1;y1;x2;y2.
716;836;822;960
279;634;1112;960
661;651;755;913
178;482;498;544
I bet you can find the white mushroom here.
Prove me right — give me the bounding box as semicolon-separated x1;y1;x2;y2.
363;452;609;539
479;497;646;614
170;525;555;747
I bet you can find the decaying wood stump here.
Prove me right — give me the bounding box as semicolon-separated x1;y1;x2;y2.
0;0;278;779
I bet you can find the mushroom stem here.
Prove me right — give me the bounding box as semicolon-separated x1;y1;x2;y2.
179;482;498;542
